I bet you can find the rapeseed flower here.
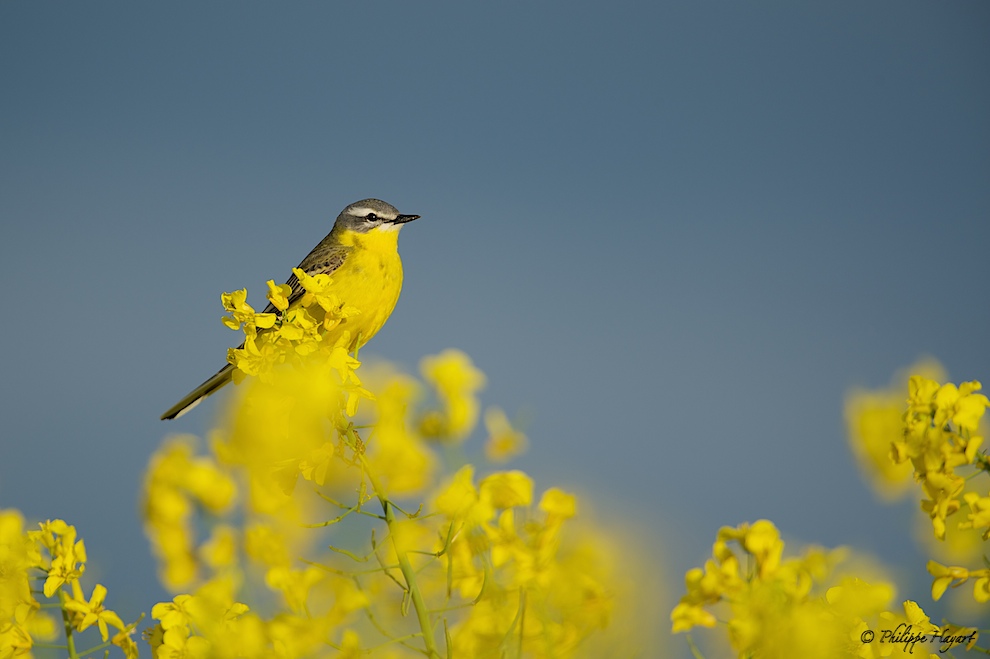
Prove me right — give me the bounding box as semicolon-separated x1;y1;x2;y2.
64;583;126;642
419;349;486;441
670;520;950;658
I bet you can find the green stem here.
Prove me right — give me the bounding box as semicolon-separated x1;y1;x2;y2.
57;589;80;659
358;448;440;659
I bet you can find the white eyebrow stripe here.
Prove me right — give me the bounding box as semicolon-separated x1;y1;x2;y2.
348;207;396;219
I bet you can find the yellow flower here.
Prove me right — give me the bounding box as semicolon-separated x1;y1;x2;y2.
322;578;370;628
293;268;361;332
972;570;990;603
143;437;239;589
914;501;986;569
361;367;437;496
227;334;281;379
682;564;725;606
265;612;331;659
221;289;276;332
265;280;291;312
298;442;335;486
152;593;196;632
959;490;990;539
927;561;970;600
269;306;320;349
244;523;291;570
482;407;528;463
184;459;236;514
264;566;323;613
934;381;989;433
112;627;140;659
539;488;577;521
824;576;895;620
198;525;238;571
480;471;533;509
907;375;942;419
419;349;486;441
739;520;783;578
435;465;494;529
63;583;126;642
902;599;939;633
336;629;362;659
0;510;37;623
158;625;211;659
670;601;716;632
0;622;34;658
36;520;87;597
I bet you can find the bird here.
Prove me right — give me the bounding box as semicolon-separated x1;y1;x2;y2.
161;198;420;420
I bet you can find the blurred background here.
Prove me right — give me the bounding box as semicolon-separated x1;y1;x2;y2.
2;1;988;654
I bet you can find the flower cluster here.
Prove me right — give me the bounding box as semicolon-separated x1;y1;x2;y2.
222;270;364;384
431;467;613;656
0;511;141;658
137;284;641;658
893;376;989;540
144;438;236;590
843;363;988;652
894;374;990;614
418;349;486;441
669;520;974;658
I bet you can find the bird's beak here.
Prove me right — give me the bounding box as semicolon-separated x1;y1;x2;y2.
390;214;420;224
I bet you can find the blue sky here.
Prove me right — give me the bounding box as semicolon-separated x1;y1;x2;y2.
2;1;988;651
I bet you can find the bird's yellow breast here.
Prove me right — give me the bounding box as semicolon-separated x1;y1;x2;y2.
329;226;404;349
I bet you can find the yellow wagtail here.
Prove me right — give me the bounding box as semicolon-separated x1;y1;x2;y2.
161;198;419;420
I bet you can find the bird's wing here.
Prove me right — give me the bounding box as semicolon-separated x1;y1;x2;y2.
260;246;348;314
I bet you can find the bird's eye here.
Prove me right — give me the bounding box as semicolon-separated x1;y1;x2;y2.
365;213;379;221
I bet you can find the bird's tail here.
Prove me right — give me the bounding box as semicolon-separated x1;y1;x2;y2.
160;363;235;420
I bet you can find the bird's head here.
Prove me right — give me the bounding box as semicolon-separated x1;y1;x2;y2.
334;199;420;233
